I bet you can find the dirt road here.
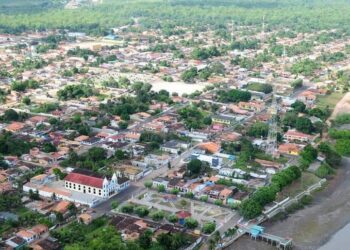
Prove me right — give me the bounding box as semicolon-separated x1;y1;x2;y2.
329;92;350;121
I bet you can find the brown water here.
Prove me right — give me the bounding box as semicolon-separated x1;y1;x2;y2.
230;157;350;250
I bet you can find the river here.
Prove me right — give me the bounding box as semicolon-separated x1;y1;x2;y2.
230;157;350;250
319;222;350;250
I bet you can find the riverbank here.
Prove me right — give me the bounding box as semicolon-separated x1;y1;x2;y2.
230;157;350;250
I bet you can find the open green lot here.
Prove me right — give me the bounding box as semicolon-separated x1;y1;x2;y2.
316;92;344;109
276;172;321;202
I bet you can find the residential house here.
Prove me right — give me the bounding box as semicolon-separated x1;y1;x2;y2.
16;230;36;243
198;142;220;154
283;130;314;142
278;143;303;156
152;177;169;189
5;122;26;133
255;159;281;174
238;101;265;112
125;132;141;143
212;114;236;125
297;90;317;108
130;112;151;121
115;165;144;181
31;237;61;250
219;188;234;204
5;236;27;250
191;153;222;169
78;213;93;225
144;154;171;168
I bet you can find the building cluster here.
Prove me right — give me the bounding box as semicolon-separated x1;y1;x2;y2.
0;21;348;249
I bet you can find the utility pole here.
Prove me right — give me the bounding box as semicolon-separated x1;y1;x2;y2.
231;19;234;44
262;14;266;42
266;74;279;158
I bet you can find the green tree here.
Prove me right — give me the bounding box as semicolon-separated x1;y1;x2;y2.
42;142;57;153
187;159;202;175
181;67;198;82
300;145;318;164
135;206;150;217
240;199;262;219
157;185;166;193
53;168;67;180
118;121;128;129
295;117;313;134
111;201;119;210
247;122;269;137
150;210;164;221
202;222;216;234
138;229;153;249
87;147;107;162
144;181;153;189
291;101;306;113
120;204;134;214
184;217;198;229
167;214;178;223
22;96;31;105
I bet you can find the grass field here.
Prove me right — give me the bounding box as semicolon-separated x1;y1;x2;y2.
316;92;344;109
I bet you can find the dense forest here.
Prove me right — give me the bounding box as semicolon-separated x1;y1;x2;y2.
1;0;350;35
0;0;64;14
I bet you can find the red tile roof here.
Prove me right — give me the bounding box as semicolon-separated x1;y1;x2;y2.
176;210;191;219
64;172;103;188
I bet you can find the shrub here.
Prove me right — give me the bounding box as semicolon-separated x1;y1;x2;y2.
120;204;134;214
202;222;216;234
184;218;198;229
150;210;164;221
135;206;150;217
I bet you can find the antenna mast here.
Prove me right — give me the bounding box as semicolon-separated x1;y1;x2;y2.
266;74;279;157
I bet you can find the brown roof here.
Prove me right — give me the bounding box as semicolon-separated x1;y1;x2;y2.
17;230;34;238
198;142;220;153
31;224;48;235
53;201;70;213
6;122;25;132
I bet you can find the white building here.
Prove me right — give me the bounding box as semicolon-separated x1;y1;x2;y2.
64;169;129;198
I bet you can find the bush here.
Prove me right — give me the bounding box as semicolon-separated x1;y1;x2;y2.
214;200;223;206
300;195;313;206
184;218;198;229
335;139;350;156
144;181;153;189
185;192;194;199
135;206;150;217
111;201;119;210
202;222;216;234
167;214;178;223
120;204;134;214
150;210;165;221
171;188;179;195
315;163;334;178
200;196;208;202
157;185;166;193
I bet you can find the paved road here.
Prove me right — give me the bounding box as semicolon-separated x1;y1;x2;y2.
94;184;141;216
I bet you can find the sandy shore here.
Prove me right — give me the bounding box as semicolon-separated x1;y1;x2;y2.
230;157;350;250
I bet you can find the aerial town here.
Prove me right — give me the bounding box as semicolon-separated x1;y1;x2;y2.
1;1;350;250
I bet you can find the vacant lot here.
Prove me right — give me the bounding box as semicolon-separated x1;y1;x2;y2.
276;172;321;202
316;92;344;109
